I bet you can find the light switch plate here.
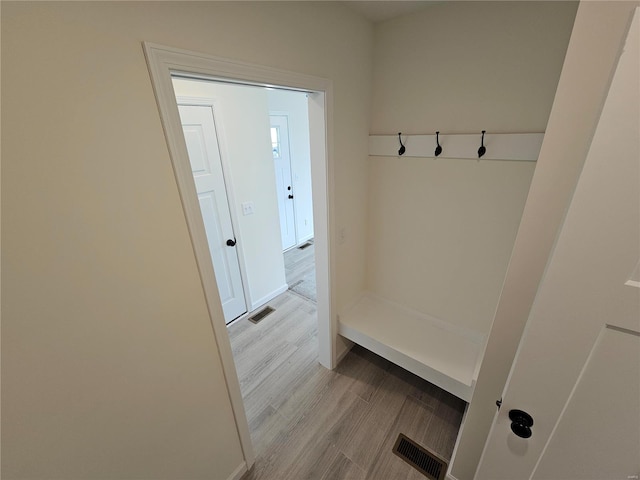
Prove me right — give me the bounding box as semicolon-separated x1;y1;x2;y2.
242;202;255;216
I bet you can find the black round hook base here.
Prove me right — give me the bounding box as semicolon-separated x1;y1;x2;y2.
509;409;533;439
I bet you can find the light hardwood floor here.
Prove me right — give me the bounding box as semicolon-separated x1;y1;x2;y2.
229;289;466;480
283;240;315;285
284;241;317;302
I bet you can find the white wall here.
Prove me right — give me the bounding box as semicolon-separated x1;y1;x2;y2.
268;89;314;244
1;2;373;478
173;78;287;309
453;2;640;479
366;2;577;337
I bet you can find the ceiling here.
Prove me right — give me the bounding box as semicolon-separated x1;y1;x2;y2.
343;1;445;23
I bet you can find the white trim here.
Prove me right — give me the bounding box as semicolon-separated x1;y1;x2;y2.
143;43;255;467
307;90;335;368
148;42;331;92
143;42;335;469
250;284;289;311
227;462;248;480
297;233;314;245
446;401;470;480
370;133;544;161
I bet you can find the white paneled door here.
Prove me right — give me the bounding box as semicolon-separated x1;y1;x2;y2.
476;9;640;480
270;115;297;251
178;104;247;324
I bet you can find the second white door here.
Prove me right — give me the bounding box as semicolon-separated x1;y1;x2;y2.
476;9;640;479
270;115;297;251
178;104;247;324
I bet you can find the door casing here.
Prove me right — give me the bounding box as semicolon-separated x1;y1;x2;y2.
143;42;336;471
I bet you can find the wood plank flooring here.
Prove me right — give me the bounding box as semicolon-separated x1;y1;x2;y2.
229;291;466;480
284;240;315;285
284;241;316;302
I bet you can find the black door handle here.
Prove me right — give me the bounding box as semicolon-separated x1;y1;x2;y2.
226;238;236;247
288;194;294;199
509;409;533;438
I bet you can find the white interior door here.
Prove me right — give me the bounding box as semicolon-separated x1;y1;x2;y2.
178;104;247;324
476;9;640;480
270;115;296;251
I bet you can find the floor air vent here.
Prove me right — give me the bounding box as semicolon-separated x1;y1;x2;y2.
249;306;275;324
298;242;312;250
392;433;447;480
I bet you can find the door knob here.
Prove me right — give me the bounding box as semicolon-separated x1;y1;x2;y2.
226;238;236;247
288;194;294;199
509;409;534;439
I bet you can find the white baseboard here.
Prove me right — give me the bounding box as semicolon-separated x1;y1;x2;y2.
297;233;314;245
227;462;247;480
250;284;288;311
446;474;459;480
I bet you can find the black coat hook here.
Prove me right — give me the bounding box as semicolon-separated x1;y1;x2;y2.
435;131;443;157
478;130;486;158
398;132;406;156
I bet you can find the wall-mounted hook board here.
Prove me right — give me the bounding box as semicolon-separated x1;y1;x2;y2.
369;133;544;161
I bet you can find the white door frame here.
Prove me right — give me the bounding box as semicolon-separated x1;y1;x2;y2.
143;42;336;469
176;96;253;319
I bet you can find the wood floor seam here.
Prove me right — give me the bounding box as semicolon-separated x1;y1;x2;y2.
408;392;439;412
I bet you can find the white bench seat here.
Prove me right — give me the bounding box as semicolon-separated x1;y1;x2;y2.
338;293;485;402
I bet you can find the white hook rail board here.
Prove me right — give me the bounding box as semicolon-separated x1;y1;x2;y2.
370;133;544;161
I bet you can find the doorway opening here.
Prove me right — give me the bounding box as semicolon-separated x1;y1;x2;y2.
268;90;317;305
172;78;318;320
171;79;320;454
143;41;334;468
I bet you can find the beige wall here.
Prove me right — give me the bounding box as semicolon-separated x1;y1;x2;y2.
371;1;578;135
368;158;534;335
453;2;640;479
172;79;288;310
366;2;577;336
1;2;373;478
